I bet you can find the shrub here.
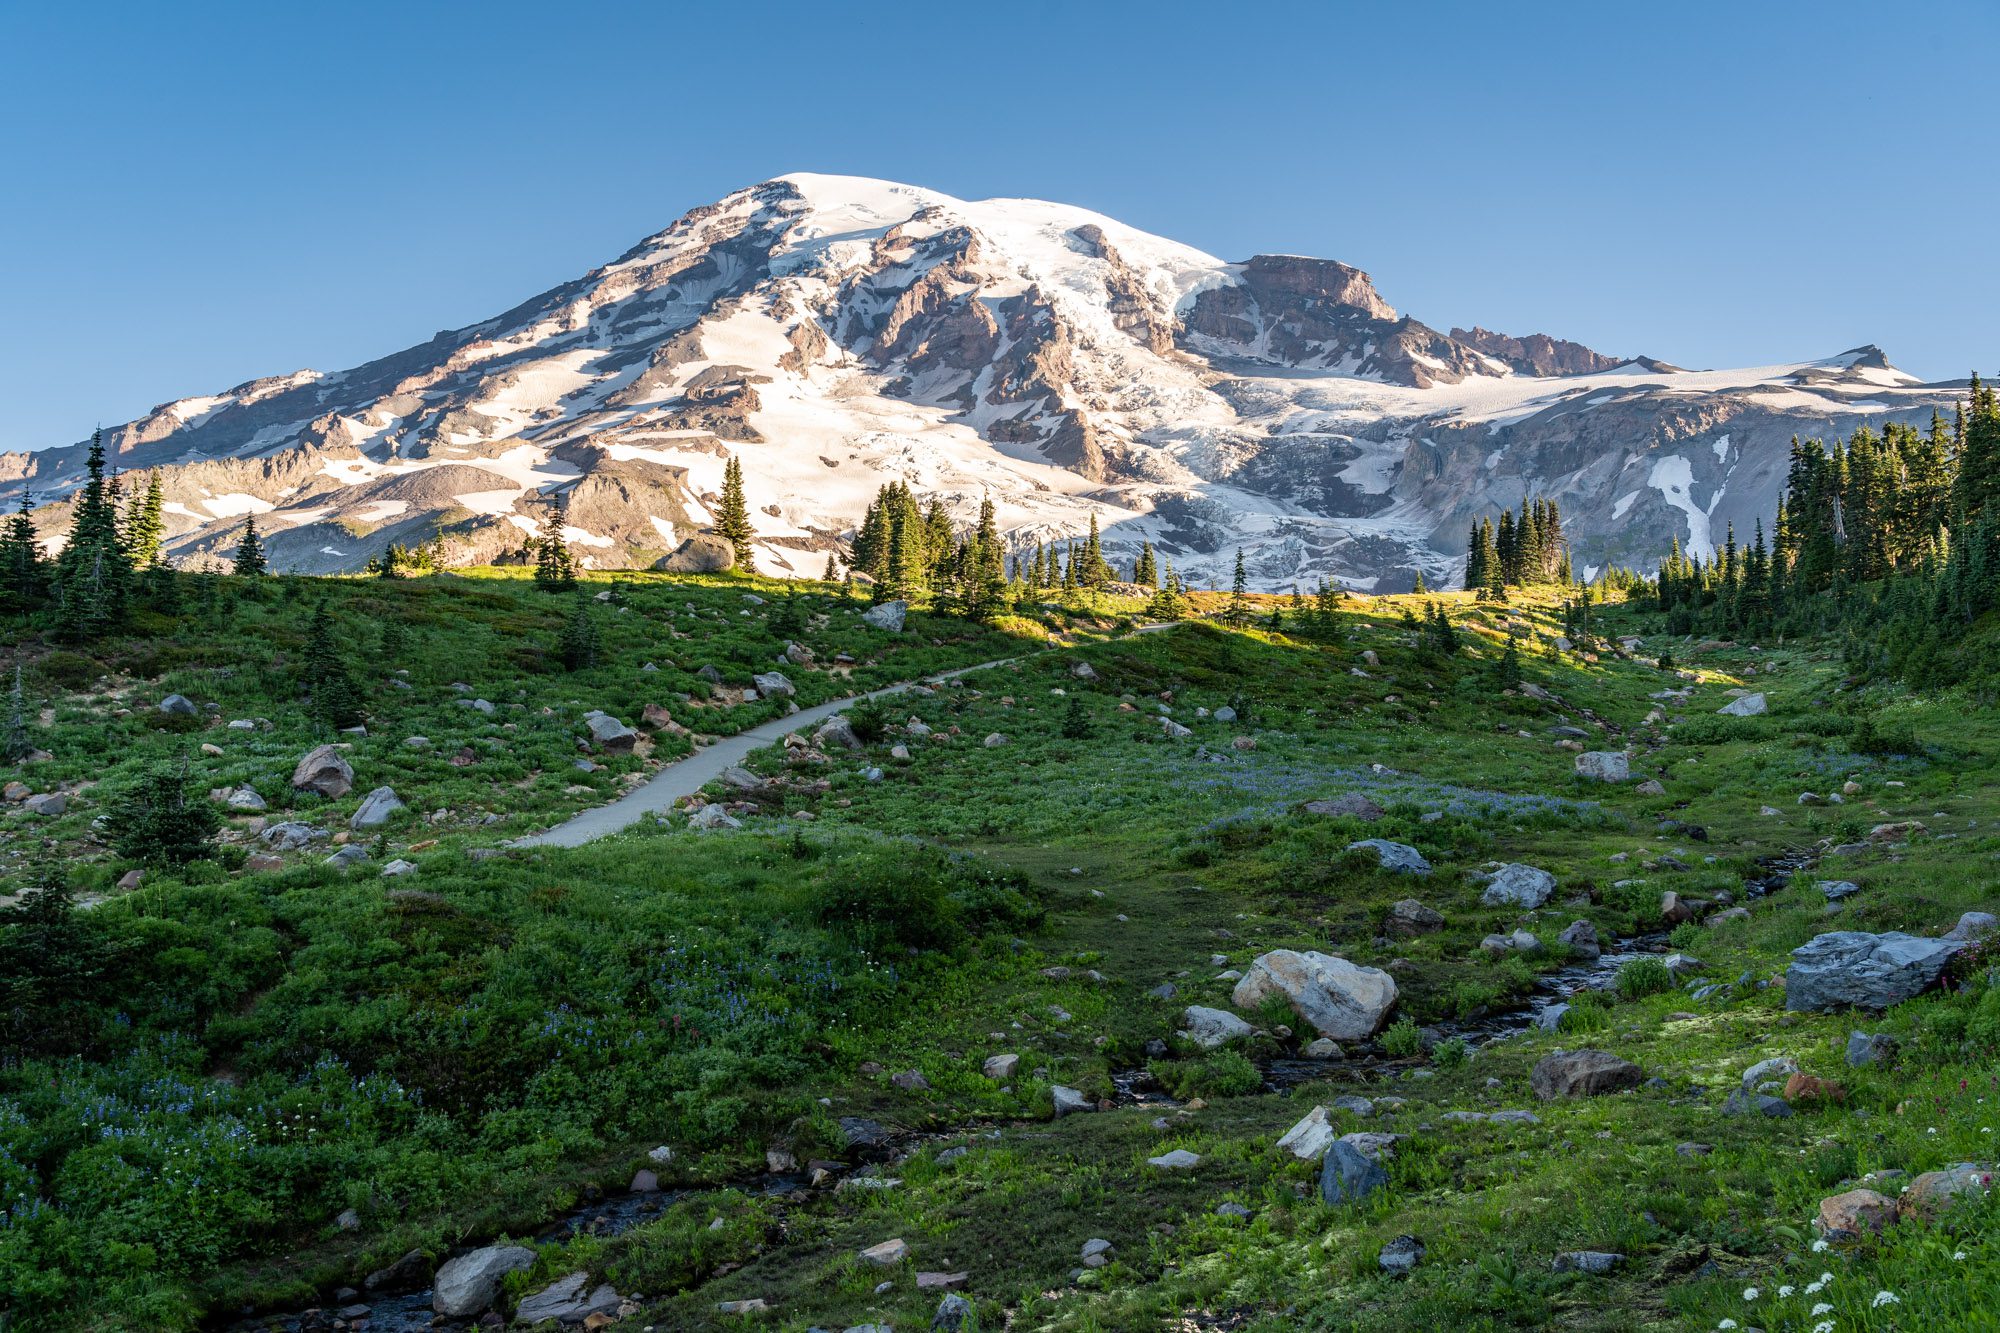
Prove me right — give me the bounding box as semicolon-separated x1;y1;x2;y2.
1432;1037;1469;1068
1667;921;1704;952
1614;955;1674;1000
1379;1017;1424;1057
102;758;221;865
1150;1049;1261;1099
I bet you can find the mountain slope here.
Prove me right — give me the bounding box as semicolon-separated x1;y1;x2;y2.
0;174;1967;587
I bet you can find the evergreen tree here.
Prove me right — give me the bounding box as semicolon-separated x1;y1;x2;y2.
559;595;602;670
1133;540;1159;588
232;515;267;577
1412;569;1427;594
102;757;221;866
300;601;363;728
1060;693;1091;740
126;472;166;569
533;502;575;591
822;552;840;583
1146;560;1188;621
2;664;31;764
54;430;133;637
1225;548;1251;627
1082;513;1114;586
960;497;1009;622
1954;372;2000;524
0;492;45;612
716;455;756;568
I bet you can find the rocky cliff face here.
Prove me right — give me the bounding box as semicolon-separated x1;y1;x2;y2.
0;174;1967;588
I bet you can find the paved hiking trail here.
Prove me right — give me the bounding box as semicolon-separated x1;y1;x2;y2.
514;627;1174;849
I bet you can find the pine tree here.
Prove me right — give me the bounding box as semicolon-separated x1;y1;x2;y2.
1;492;45;612
1060;693;1091;740
300;601;363;729
1146;560;1188;621
533;502;574;591
126;472;166;569
822;552;840;583
102;757;220;866
1464;521;1486;591
1134;540;1159;588
883;489;927;603
961;497;1008;622
232;515;267;577
2;664;31;764
1082;513;1113;586
1412;569;1427;595
54;430;133;637
716;455;756;569
558;595;602;671
1225;549;1251;626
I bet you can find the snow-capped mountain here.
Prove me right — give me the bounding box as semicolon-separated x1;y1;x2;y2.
0;173;1968;588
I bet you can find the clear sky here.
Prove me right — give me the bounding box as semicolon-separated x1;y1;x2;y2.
2;0;1994;452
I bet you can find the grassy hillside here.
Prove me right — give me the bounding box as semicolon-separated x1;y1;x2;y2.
2;575;1996;1331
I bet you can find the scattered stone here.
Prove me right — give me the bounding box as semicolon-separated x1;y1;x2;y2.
1945;911;1998;943
158;693;199;716
1347;839;1432;875
1319;1139;1388;1206
1378;1234;1425;1276
1635;779;1666;796
291;744;355;798
1180;1005;1254;1049
1818;879;1863;902
1480;863;1557;909
1051;1085;1093;1116
982;1053;1018;1080
1147;1149;1201;1170
861;600;907;632
22;792;66;817
1080;1238;1115;1268
516;1272;621;1326
859;1238;910;1267
1530;1050;1643;1100
1785;931;1964;1011
932;1293;973;1331
350;785;405;829
687;804;742;830
1553;1251;1625;1275
380;859;418;877
584;712;638;753
1741;1056;1798;1089
1818;1188;1899;1239
260;821;328;851
1845;1031;1899;1067
1302;793;1384;821
1232;949;1398;1040
1276;1107;1337;1161
1901;1164;1995;1219
1783;1072;1846;1104
1717;692;1767;717
1722;1088;1793;1118
718;1298;770;1315
1557;920;1600;959
1386;898;1445;936
430;1244;536;1317
1302;1037;1345;1059
1574;751;1631;782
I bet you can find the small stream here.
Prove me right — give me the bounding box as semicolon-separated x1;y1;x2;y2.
233;848;1820;1330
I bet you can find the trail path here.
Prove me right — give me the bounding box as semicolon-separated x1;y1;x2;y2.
515;627;1174;849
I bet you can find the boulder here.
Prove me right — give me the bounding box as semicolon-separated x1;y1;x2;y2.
1147;1149;1201;1170
651;534;734;573
1945;911;1998;943
981;1053;1018;1080
1530;1050;1642;1100
1845;1031;1899;1067
430;1244;536;1317
22;792;65;817
1480;863;1556;909
752;671;796;699
1051;1085;1093;1116
260;821;328;851
1635;779;1666;795
158;693;199;716
1346;839;1432;875
1275;1106;1337;1161
1817;1188;1899;1239
1573;751;1630;782
324;845;369;869
1319;1139;1388;1206
1558;920;1601;959
380;859;418;877
1180;1005;1254;1049
1717;692;1767;717
1080;1237;1114;1268
584;712;638;754
687;803;741;831
515;1272;621;1326
1232;949;1398;1041
933;1294;974;1331
860;1238;910;1266
1818;879;1863;901
291;744;354;798
350;786;405;829
815;716;862;751
1302;793;1384;821
984;732;1010;747
226;786;267;811
1552;1252;1624;1275
1378;1234;1425;1276
1900;1164;1995;1218
1784;931;1963;1012
861;600;907;632
1386;899;1445;936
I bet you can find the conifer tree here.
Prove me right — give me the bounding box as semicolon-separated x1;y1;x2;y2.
716;454;756;569
1225;548;1251;626
1;492;45;613
1146;560;1188;621
2;664;31;764
126;472;166;569
533;502;574;591
54;430;133;637
1412;569;1427;594
1133;540;1158;588
822;552;840;583
559;595;602;671
232;515;267;577
300;601;363;728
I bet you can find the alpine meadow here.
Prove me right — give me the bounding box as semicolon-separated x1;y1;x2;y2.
3;6;1999;1332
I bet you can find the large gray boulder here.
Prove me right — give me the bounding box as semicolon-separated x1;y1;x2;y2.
158;693;199;716
291;744;354;798
584;711;638;754
1179;1005;1254;1049
349;786;405;830
1232;949;1397;1040
1574;751;1631;782
1530;1049;1643;1099
1784;931;1963;1012
1717;692;1768;717
514;1271;620;1325
1319;1138;1389;1206
753;671;796;699
1346;839;1432;875
815;716;862;750
431;1244;537;1317
260;821;328;851
1480;863;1556;909
862;600;908;632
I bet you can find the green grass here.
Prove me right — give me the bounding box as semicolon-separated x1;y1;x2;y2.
4;579;1999;1330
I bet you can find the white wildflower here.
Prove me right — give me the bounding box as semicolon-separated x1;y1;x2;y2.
1872;1290;1900;1308
1743;1287;1760;1301
1811;1303;1834;1316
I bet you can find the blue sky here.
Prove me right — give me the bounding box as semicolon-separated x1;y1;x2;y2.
2;1;1994;452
